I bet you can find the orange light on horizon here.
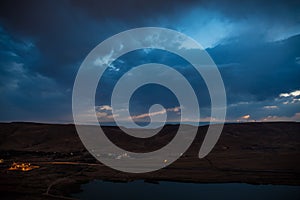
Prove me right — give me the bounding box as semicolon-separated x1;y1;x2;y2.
241;114;250;120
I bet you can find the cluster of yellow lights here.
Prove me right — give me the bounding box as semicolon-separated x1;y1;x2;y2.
8;162;40;172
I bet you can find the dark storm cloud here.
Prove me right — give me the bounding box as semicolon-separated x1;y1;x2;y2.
0;28;70;122
70;0;300;24
211;33;300;120
0;0;299;122
210;34;300;102
208;0;300;18
0;1;101;85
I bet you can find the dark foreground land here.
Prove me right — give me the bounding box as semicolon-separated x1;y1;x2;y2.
0;122;299;199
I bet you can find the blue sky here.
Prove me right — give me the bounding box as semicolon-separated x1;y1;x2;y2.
0;0;300;124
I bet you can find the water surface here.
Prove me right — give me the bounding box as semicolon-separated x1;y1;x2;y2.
73;180;300;200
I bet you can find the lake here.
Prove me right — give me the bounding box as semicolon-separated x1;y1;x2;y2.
73;180;300;200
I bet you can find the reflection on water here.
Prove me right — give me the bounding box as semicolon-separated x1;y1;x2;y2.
73;180;300;200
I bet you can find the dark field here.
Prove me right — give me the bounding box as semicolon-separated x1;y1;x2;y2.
0;122;299;199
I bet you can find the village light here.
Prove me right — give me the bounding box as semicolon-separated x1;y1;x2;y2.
8;162;40;171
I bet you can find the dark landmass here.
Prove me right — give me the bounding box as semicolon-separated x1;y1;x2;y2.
0;122;299;199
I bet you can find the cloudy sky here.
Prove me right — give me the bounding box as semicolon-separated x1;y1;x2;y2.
0;0;300;124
